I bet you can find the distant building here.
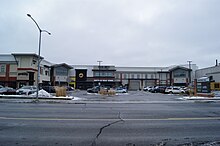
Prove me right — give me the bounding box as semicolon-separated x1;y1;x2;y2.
51;63;73;86
69;64;197;90
169;66;192;87
115;66;193;90
196;65;220;82
0;52;198;90
69;65;120;90
0;54;17;88
0;53;72;88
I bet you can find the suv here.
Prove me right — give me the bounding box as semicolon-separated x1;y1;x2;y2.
16;86;37;95
165;86;185;94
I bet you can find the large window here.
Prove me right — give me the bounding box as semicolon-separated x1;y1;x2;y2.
56;67;68;76
173;70;186;77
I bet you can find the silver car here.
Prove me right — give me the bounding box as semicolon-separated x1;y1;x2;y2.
16;86;37;95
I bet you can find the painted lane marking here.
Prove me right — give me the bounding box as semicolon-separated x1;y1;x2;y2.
0;116;220;121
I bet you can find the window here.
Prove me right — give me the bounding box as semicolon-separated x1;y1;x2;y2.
45;71;48;76
215;83;220;89
56;67;68;76
151;74;154;79
145;74;148;79
173;70;186;77
115;73;119;79
0;64;6;73
32;60;37;65
40;67;43;75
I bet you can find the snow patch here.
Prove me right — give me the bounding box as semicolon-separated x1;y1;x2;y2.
30;89;52;97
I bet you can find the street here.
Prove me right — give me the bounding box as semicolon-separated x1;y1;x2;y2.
0;91;220;146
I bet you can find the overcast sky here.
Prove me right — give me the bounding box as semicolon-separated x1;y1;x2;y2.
1;0;220;68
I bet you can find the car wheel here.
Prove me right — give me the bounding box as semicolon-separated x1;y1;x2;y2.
169;91;173;94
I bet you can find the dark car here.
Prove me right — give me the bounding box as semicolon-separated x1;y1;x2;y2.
150;86;167;93
155;86;167;93
87;86;100;93
41;86;56;93
0;87;16;95
66;86;74;91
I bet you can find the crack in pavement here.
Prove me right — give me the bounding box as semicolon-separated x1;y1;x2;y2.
91;112;124;146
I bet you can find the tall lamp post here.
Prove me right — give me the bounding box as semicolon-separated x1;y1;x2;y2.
187;60;192;86
27;14;51;100
97;61;102;86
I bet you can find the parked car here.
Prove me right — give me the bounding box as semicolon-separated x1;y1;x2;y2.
0;87;16;95
143;86;153;92
115;87;127;93
165;86;185;94
41;86;56;93
66;86;74;91
16;86;37;95
152;86;167;93
87;86;100;93
0;85;3;89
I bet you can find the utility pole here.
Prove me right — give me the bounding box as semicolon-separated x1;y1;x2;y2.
187;60;192;86
97;61;102;86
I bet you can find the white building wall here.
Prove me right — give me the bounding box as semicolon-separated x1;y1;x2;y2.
196;65;220;82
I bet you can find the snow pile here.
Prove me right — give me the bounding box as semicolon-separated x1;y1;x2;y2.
182;96;207;100
31;89;52;97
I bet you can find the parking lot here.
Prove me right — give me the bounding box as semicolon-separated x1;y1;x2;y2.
69;90;186;102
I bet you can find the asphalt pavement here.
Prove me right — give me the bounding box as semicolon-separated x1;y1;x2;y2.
0;91;220;146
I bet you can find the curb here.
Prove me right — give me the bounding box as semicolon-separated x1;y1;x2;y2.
0;95;73;100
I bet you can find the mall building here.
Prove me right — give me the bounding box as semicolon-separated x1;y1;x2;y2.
70;64;197;90
0;53;198;90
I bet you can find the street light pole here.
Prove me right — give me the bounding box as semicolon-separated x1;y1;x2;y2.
97;61;102;86
187;60;192;86
27;14;51;101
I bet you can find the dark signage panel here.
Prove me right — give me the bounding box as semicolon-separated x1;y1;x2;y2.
197;82;211;93
75;69;87;81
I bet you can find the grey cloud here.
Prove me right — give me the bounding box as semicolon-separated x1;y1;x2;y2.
1;0;220;68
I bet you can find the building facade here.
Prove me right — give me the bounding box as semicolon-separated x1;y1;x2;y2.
0;53;72;88
69;65;120;90
0;53;198;90
0;54;17;88
69;64;196;90
50;63;73;86
196;64;220;82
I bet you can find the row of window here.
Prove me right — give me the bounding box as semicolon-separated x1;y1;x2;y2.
94;72;114;77
93;72;170;79
115;73;158;79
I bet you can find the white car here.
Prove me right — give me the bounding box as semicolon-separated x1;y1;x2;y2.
16;86;37;95
143;86;153;92
115;87;127;93
165;87;185;94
